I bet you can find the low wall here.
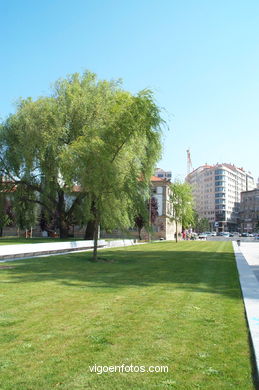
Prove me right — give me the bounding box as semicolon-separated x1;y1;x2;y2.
0;240;106;260
105;239;136;248
0;239;139;261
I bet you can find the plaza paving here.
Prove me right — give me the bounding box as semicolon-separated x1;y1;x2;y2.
233;241;259;378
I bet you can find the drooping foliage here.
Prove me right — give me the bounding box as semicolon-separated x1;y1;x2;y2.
0;71;163;251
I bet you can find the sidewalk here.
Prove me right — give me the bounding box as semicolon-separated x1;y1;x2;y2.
0;239;138;263
233;241;259;378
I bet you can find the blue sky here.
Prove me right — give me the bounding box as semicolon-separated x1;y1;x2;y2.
1;0;259;182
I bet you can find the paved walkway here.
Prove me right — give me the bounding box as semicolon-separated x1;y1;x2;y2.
233;241;259;377
0;239;139;263
238;242;259;282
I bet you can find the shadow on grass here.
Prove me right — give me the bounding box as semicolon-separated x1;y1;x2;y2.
0;242;243;300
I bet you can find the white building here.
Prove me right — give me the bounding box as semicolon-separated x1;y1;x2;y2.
186;163;255;231
154;168;172;180
150;176;178;240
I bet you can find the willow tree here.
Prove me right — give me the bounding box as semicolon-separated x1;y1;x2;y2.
0;73;135;237
60;89;163;261
0;72;163;243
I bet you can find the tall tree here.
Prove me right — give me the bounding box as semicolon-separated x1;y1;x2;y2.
169;181;194;242
60;89;163;260
0;72;162;238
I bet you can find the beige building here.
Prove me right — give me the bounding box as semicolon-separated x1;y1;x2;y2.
239;188;259;232
150;176;179;240
186;163;254;231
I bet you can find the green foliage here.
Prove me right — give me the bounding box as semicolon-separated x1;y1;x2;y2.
193;212;210;232
170;181;194;228
59;77;163;258
134;196;159;240
0;181;13;235
0;71;163;241
12;185;39;230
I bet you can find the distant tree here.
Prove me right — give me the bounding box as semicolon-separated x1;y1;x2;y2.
135;215;145;240
150;196;159;224
135;196;159;240
169;181;194;243
193;213;210;233
199;217;210;232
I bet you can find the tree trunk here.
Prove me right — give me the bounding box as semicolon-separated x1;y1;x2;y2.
0;227;3;237
84;220;95;240
92;217;99;262
92;201;100;262
175;220;178;243
138;226;142;240
57;190;69;238
59;219;69;239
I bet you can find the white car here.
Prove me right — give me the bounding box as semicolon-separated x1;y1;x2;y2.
222;232;230;237
198;233;207;239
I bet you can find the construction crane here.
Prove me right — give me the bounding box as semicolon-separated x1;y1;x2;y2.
186;148;193;175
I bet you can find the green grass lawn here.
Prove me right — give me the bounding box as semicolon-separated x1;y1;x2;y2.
0;241;255;390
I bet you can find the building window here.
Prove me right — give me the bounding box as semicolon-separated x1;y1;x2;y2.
215;199;225;204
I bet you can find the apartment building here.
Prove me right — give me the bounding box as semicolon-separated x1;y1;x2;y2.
186;163;254;231
239;188;259;232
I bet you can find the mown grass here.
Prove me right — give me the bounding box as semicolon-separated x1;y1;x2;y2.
0;241;255;389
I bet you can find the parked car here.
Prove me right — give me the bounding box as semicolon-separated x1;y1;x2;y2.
222;232;230;237
211;231;216;236
198;233;207;239
241;232;249;237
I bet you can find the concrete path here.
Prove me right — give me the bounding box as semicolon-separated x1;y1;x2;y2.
0;239;139;263
238;242;259;282
233;241;259;377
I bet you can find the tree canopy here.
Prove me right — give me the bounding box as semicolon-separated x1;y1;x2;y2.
0;71;163;255
169;181;194;242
